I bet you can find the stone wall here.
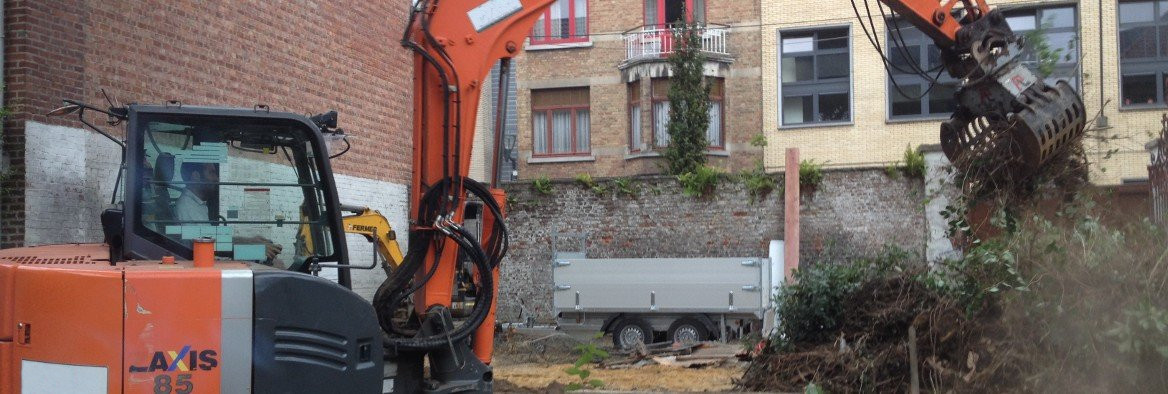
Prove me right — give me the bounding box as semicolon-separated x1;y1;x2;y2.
497;167;927;323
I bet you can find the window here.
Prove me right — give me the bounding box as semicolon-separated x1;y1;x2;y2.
1120;0;1168;107
531;0;588;44
650;78;724;148
652;78;671;147
532;87;591;156
885;20;959;119
708;79;725;148
1004;6;1079;89
645;0;706;27
134;113;339;268
780;27;851;126
629;81;644;152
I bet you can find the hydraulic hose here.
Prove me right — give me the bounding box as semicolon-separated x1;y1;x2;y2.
374;177;508;351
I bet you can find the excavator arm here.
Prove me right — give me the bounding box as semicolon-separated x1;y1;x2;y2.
373;1;553;392
340;205;405;270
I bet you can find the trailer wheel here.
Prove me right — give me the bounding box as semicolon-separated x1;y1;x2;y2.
611;316;653;349
668;317;710;345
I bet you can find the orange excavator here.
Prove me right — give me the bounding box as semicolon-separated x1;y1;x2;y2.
0;0;1083;392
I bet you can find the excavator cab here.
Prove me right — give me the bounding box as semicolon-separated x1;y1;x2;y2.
117;104;352;278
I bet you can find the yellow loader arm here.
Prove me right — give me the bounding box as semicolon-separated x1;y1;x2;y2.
340;204;405;269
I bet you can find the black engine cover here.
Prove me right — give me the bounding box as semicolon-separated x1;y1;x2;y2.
252;270;384;393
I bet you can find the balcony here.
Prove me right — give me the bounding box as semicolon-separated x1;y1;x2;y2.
621;24;731;66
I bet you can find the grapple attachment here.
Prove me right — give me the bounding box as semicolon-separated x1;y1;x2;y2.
942;79;1086;170
938;10;1087;172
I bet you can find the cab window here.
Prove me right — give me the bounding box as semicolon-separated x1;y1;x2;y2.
134;114;336;269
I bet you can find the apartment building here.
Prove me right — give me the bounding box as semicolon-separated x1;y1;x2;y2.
510;0;763;179
761;0;1160;185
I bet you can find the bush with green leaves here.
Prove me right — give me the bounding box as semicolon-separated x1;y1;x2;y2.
737;165;777;203
771;246;912;348
563;340;609;391
612;177;638;197
532;176;554;196
798;159;824;189
750;134;768;148
677;164;721;198
574;173;607;196
901;145;926;178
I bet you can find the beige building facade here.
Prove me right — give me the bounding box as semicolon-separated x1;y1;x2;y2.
761;0;1160;185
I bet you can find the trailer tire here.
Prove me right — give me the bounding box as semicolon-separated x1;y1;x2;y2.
611;316;654;349
668;317;710;345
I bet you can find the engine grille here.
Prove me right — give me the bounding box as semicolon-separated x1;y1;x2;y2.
3;255;96;265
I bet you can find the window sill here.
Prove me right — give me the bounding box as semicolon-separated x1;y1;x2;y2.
1118;104;1168;112
886;115;951;124
625;150;661;160
525;40;594;51
624;149;729;160
779;121;854;130
528;155;596;164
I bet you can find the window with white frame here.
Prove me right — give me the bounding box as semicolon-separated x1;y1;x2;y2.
1119;0;1168;107
531;87;590;156
650;78;724;148
531;0;588;44
780;27;851;126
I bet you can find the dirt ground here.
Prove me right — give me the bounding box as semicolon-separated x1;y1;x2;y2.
492;329;746;393
494;362;743;392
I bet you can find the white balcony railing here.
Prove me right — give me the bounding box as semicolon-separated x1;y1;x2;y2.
622;24;729;63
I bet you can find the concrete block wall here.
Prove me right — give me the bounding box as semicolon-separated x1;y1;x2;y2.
23;122;122;245
498;168;926;322
760;0;1155;186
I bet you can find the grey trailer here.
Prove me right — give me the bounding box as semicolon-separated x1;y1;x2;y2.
552;241;784;349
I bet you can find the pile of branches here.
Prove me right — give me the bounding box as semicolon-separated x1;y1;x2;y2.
739;273;1023;393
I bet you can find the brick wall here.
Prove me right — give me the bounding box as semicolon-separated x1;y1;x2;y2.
513;0;763;180
497;168;926;322
2;0;412;247
760;0;1154;186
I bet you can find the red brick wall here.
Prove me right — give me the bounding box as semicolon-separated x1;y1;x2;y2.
2;1;413;247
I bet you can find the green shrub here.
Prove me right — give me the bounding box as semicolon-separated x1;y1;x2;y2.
798;159;824;189
677;165;722;198
737;165;777;203
612;177;639;197
772;246;911;348
574;173;597;188
901;145;926;178
574;173;607;196
750;134;769;148
884;162;901;179
564;337;608;391
532;176;554;196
